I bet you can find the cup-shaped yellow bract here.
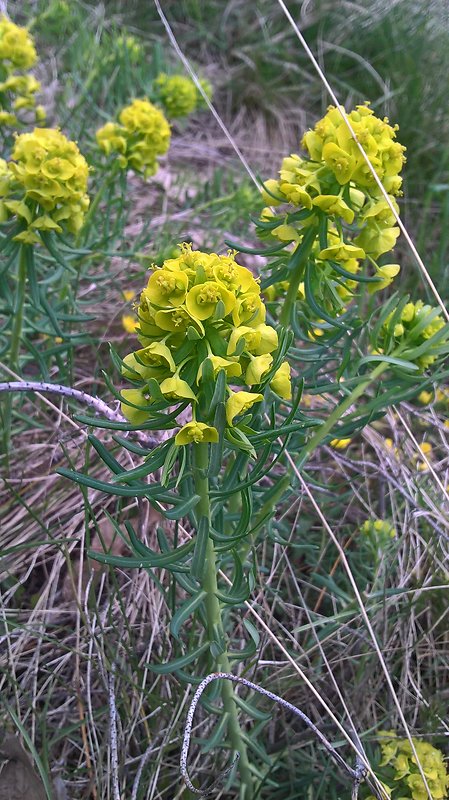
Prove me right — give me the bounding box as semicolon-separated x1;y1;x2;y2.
120;244;291;440
0;15;37;70
175;422;219;446
154;73;197;118
270;361;292;400
1;128;89;238
96;99;170;178
226;391;264;426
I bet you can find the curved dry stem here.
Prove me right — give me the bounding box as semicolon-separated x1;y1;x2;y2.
181;671;375;798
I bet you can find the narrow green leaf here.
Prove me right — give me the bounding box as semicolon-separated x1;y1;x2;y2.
170;591;206;641
191;516;209;579
146;641;210;674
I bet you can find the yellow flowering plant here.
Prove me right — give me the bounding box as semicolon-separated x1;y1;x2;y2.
61;244;295;800
255;103;406;329
0;15;44;130
366;732;449;800
96;98;170;179
153;73;213;119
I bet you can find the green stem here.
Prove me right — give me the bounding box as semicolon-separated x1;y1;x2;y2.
3;246;28;461
280;226;317;326
9;245;27;371
194;443;254;799
300;360;388;464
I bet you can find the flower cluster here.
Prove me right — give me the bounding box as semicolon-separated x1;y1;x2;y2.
258;103;406;320
115;34;143;64
154;73;213;118
120;245;291;443
0;15;44;128
0;127;89;243
360;518;396;543
96;98;171;178
380;301;448;369
370;731;449;800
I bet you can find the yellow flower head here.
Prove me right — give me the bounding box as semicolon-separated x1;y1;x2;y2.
4;127;89;235
120;245;289;439
0;15;37;69
175;421;219;445
302;103;406;194
154;73;198;118
96;99;170;178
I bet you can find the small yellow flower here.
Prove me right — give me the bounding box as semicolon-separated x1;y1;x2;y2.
122;289;136;302
145;268;189;307
261;178;284;205
368;263;401;294
270;362;292;400
226;390;263;425
186;281;236;320
175;421;219;445
330;437;351;449
418;390;433;405
322;142;355;184
122;314;137;334
132;342;176;372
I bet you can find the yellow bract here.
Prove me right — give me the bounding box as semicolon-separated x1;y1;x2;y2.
96;99;170;178
226;391;264;425
270;362;292;400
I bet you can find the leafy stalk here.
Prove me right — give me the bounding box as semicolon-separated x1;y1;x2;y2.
194;442;254;798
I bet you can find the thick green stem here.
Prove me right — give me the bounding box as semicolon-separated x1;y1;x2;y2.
9;246;27;372
300;360;388;464
194;443;254;799
3;246;27;461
